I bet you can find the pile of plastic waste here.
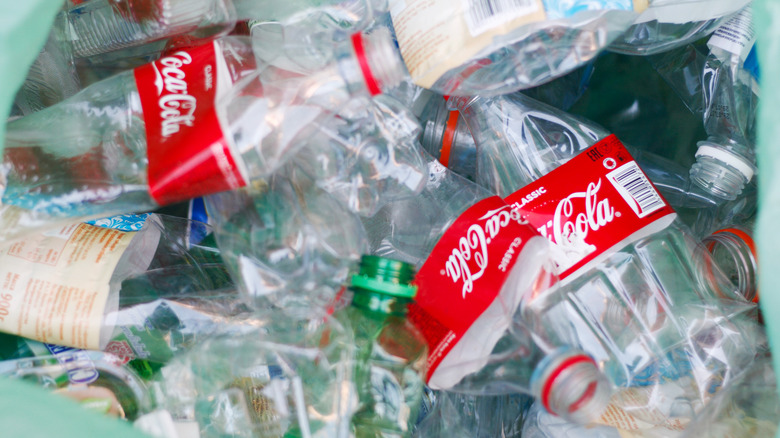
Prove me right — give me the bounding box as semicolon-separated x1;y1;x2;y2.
0;0;776;436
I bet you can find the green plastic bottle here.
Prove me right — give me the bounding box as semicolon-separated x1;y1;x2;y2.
336;255;427;438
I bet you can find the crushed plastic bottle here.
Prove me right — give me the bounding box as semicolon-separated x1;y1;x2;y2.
152;312;356;438
363;153;613;424
413;391;532;438
453;91;766;430
2;30;405;241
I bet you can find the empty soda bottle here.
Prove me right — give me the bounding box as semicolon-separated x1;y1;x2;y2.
333;255;426;437
689;7;759;201
386;0;643;96
454;91;765;428
363;153;613;424
608;0;749;55
2;30;405;241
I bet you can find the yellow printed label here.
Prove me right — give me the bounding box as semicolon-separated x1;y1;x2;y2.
0;223;136;350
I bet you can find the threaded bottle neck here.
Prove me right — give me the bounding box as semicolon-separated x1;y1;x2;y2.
690;141;755;201
703;227;758;303
349;29;406;96
349;255;417;315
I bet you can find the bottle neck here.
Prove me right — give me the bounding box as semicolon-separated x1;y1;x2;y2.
703;227;758;303
339;30;406;97
350;287;411;317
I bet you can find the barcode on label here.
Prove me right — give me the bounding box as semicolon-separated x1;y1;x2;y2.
461;0;539;36
606;161;665;218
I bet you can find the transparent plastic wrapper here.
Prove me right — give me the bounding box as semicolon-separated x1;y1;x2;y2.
290;94;427;217
1;30;405;242
0;346;152;421
413;391;532;438
0;213;255;368
453;91;766;431
386;0;644;96
152;313;356;438
608;0;750;55
363;154;613;423
204;174;368;315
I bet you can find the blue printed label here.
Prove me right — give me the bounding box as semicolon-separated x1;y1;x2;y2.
543;0;637;20
86;213;152;232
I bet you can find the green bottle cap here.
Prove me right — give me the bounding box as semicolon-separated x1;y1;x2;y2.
350;255;418;299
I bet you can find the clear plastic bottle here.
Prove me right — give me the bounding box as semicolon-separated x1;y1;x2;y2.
333;255;426;437
689;8;759;201
363;153;612;424
608;0;749;55
1;30;405;242
454;91;765;428
386;0;641;96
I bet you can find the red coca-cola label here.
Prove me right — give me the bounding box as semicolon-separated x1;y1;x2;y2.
409;196;539;382
134;42;247;205
505;135;676;281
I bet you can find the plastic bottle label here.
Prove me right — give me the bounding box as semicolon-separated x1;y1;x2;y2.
707;7;756;61
135;41;247;206
505;135;676;282
388;0;645;89
0;223;137;350
408;196;539;384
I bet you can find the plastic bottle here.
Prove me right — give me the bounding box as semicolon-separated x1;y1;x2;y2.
1;30;405;242
386;0;642;96
453;91;765;428
333;255;426;437
362;153;612;424
608;0;750;55
688;7;759;201
152;310;356;438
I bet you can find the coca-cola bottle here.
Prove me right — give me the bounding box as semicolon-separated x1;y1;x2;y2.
1;29;406;242
453;91;764;429
363;153;613;424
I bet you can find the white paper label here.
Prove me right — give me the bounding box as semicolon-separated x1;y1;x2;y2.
0;223;137;350
708;7;756;61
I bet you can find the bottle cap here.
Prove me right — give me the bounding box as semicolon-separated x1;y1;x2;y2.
350;255;418;299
